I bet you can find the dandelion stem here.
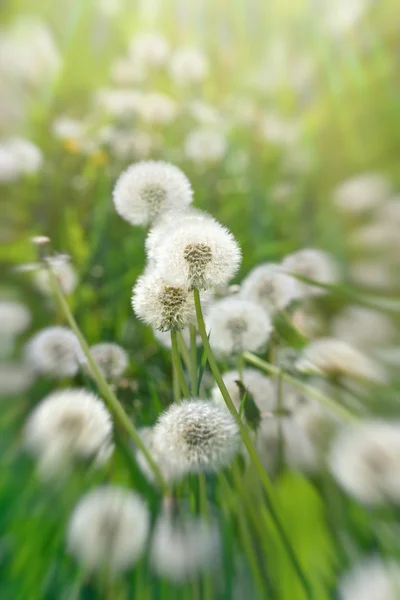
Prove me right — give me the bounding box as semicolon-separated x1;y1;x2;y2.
47;265;168;492
243;351;357;422
193;288;313;599
170;329;190;398
189;324;198;396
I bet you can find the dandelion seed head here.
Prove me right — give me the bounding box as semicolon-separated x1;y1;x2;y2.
184;129;227;165
282;248;339;297
113;161;193;226
67;485;149;572
240;263;300;314
34;254;77;296
25;326;81;378
169;47;208;84
0;137;42;182
135;426;184;483
129;33;169;68
206;298;271;356
333;172;392;215
349;260;393;291
338;557;400;600
137;92;177;125
0;299;31;337
86;343;128;380
332;306;394;351
94;88;143;118
212;369;275;414
152;399;240;475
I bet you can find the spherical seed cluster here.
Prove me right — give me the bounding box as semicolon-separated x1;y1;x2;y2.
155;218;241;290
206;297;272;356
150;510;220;581
152;399;240;475
184;128;227;165
87;342;128;380
0;299;31;337
328;420;400;504
333;172;392;216
112;161;193;226
282;248;339;297
132;270;202;332
0;137;43;182
240;263;300;314
169;47;208;85
34;254;78;296
25;326;82;378
296;337;387;384
338;557;400;600
212;368;275;415
332;306;394;351
24;388;113;475
129;33;169;68
134;426;184;484
67;486;150;572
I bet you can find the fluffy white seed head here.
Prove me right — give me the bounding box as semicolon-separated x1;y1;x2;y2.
169;47;208;84
134;426;184;484
155;219;241;290
129;33;169;67
349;260;393;291
150;510;220;581
94;88;143;118
86;343;128;380
206;298;272;356
240;263;300;314
261;113;301;147
34;254;78;296
137;92;177;125
67;486;149;572
212;369;275;415
328;420;400;504
152;399;240;476
24;388;113;475
113;161;193;226
25;326;81;378
338;557;400;600
0;137;43;182
282;248;339;297
333;172;392;216
0;362;35;396
332;306;395;351
184;129;227;165
0;299;31;337
132;270;207;332
296;337;387;384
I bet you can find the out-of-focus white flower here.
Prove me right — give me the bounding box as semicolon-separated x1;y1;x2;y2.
0;362;35;396
240;263;300;315
155;218;241;290
132;270;207;332
333;173;391;215
51;117;91;152
0;138;42;182
329;421;400;504
169;47;208;84
34;254;78;296
150;509;220;581
349;260;393;291
129;33;169;68
261;113;301;147
206;298;272;356
184;128;227;165
113;160;193;226
212;368;274;414
85;342;128;380
110;56;146;84
24;388;113;474
94;88;143;118
378;196;400;226
0;299;31;337
332;306;395;351
291;307;324;339
134;426;185;484
282;248;339;297
152;399;239;476
98;0;123;16
375;347;400;367
189;101;221;126
138;92;177;125
25;326;81;379
67;486;149;572
349;222;400;252
338;556;400;600
104;129;154;160
296;337;387;384
320;0;373;36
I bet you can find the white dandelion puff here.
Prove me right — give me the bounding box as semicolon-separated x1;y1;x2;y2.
155;219;241;290
338;557;400;600
138;92;177;125
67;485;149;572
282;248;339;297
86;343;128;380
333;172;392;216
261;113;301;147
0;362;35;396
332;306;395;351
24;388;113;474
296;337;387;384
0;299;31;337
132;270;208;332
240;263;300;315
94;88;143;118
169;47;208;85
184;129;227;165
134;426;184;483
150;509;220;581
105;129;154;160
110;56;146;85
349;260;393;291
206;297;272;356
113;160;193;226
34;254;78;296
0;137;42;182
52;116;87;142
152;399;240;476
328;420;400;504
129;32;169;68
212;369;275;414
25;326;82;378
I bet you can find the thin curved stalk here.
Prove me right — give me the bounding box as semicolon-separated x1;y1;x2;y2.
189;324;198;397
170;329;190;398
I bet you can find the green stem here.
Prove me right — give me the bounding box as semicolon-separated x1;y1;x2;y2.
172;360;180;403
47;265;168;492
177;331;191;373
170;329;190;398
243;352;357;422
198;474;213;600
189;324;198;397
193;288;313;599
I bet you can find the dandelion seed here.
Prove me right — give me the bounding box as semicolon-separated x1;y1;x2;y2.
113;161;193;226
212;369;275;414
282;248;339;297
0;299;31;338
67;485;149;572
240;263;300;314
296;337;387;384
333;172;392;215
184;129;227;165
86;342;128;381
338;557;400;600
25;326;81;378
206;297;271;356
328;420;400;504
169;47;208;84
155;219;241;290
152;399;240;476
150;508;220;581
24;388;113;475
